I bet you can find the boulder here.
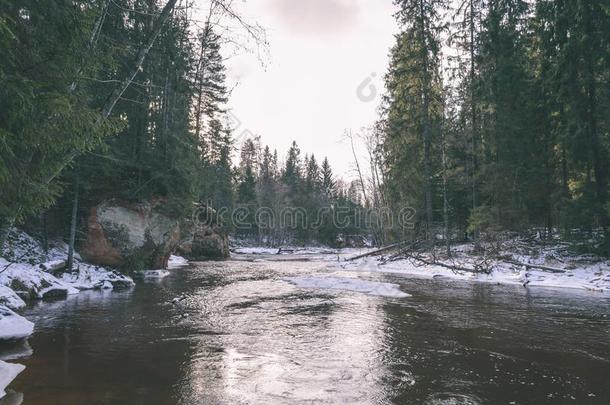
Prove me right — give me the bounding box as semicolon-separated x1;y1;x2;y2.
1;264;79;302
178;224;229;261
81;200;180;270
178;206;229;261
189;225;230;260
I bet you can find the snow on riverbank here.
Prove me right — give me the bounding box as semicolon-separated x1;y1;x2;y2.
140;270;171;280
284;276;410;298
0;228;135;342
0;229;135;301
0;360;25;399
0;306;34;341
0;228;140;398
231;245;374;259
0;230;189;398
136;255;189;280
232;247;281;255
168;255;189;269
339;241;610;293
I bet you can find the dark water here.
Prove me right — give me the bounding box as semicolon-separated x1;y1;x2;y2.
4;254;610;404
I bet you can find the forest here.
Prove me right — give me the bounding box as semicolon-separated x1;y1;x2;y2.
1;1;610;403
0;0;369;255
361;0;610;256
1;0;609;255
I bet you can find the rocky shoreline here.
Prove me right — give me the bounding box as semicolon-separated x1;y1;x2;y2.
0;228;139;400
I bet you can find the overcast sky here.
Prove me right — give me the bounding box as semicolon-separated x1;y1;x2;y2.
221;0;398;179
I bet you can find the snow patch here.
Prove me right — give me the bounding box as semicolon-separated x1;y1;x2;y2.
340;240;610;293
0;258;80;300
0;286;25;311
58;262;135;290
232;247;281;255
284;276;410;298
0;360;25;399
1;229;135;299
168;255;188;269
0;306;34;341
141;270;170;279
0;228;135;345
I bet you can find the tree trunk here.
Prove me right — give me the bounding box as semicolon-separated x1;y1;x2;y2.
44;0;180;185
469;0;478;238
441;124;450;257
349;131;369;206
42;212;49;253
418;0;434;242
194;24;211;143
66;173;80;273
582;1;609;251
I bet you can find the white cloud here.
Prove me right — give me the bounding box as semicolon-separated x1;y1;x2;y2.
264;0;360;36
222;0;398;178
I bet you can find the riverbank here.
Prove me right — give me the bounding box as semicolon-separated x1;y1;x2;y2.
9;254;610;404
339;238;610;293
0;229;138;399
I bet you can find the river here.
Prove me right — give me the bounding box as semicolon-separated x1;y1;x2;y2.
5;252;610;404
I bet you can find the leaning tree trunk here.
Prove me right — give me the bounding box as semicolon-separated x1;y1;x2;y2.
44;0;180;185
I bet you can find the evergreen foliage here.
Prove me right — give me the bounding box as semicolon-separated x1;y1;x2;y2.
379;0;610;253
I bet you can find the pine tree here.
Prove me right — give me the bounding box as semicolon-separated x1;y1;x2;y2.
0;0;119;240
237;139;258;237
382;0;446;240
282;141;302;199
193;22;227;143
320;158;336;199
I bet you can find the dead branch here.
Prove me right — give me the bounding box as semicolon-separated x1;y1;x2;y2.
345;240;416;261
402;252;482;274
503;259;566;274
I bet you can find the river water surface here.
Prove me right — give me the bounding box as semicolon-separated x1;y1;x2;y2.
6;253;610;404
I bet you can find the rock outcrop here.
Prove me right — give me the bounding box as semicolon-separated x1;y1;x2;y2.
184;224;230;260
81;200;180;270
177;205;230;261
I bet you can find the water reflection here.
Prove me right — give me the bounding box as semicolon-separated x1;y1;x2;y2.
7;255;610;404
179;261;389;404
0;390;24;405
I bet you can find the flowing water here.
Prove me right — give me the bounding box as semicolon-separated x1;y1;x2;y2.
4;253;610;404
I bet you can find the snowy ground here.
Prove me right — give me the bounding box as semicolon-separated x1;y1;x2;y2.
168;254;189;269
231;245;374;259
0;306;34;341
338;240;610;293
231;246;341;255
0;228;144;398
0;229;135;308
